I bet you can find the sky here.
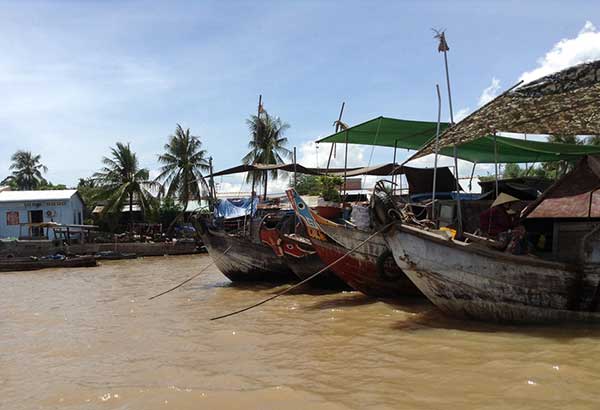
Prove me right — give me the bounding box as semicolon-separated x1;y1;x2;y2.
0;0;599;194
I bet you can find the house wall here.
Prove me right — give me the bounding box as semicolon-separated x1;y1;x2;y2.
0;195;84;239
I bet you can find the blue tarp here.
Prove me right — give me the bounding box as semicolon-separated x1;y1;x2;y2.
214;197;259;219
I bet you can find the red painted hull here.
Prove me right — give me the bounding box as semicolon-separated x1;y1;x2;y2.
309;236;421;298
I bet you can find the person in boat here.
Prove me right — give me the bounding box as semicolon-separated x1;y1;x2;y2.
479;193;518;238
479;193;528;254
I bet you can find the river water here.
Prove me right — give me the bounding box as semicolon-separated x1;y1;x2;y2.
2;255;600;409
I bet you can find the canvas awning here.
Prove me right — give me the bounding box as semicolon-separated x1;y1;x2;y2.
212;162;409;177
317;116;600;163
413;59;600;160
317;117;449;149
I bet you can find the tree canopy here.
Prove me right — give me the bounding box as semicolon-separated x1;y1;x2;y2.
242;112;291;198
93;142;158;225
2;150;48;190
155;124;210;210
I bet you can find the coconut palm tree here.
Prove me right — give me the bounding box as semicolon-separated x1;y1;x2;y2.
155;124;210;228
242;112;291;199
3;150;48;190
93;142;157;228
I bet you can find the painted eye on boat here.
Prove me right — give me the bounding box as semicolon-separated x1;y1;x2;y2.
298;203;305;209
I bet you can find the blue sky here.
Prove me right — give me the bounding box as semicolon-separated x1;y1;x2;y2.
0;0;599;192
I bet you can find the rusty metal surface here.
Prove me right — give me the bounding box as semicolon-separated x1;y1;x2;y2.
527;156;600;218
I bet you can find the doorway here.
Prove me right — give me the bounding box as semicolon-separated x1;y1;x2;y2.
29;210;44;238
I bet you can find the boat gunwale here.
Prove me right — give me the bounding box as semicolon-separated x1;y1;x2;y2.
393;222;578;272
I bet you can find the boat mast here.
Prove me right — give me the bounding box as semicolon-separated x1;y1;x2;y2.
436;29;463;237
327;102;345;171
431;84;442;224
249;94;262;235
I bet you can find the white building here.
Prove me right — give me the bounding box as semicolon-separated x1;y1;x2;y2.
0;190;84;240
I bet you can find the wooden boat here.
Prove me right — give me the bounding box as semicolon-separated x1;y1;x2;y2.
197;216;296;283
382;223;600;323
94;251;137;260
258;217;349;289
371;156;600;324
286;189;421;298
0;255;97;272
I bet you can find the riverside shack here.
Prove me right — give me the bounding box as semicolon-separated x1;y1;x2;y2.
0;190;84;240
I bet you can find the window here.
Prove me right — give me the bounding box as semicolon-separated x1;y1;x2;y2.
6;211;19;225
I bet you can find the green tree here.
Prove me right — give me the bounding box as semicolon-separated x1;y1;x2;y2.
38;181;68;190
3;150;48;190
242;112;291;199
316;175;343;202
502;163;525;179
294;175;320;196
93;142;158;228
155;124;209;228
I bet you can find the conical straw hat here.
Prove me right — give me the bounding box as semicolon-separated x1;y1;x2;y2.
491;193;519;208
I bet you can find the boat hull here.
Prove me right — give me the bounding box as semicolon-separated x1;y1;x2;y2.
201;228;296;283
309;234;420;298
0;255;97;272
283;252;349;289
285;189;421;298
385;224;600;323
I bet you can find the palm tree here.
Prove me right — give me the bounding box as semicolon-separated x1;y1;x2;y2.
242;112;291;199
155;124;210;228
93;142;157;228
3;150;48;190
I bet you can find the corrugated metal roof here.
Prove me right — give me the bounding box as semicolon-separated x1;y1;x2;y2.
0;189;78;203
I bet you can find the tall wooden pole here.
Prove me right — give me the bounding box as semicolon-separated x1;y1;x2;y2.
392;139;398;196
293;147;297;188
437;30;462;237
208;156;216;210
494;132;499;197
431;84;442;223
327;102;345;170
249;94;261;236
343;131;349;199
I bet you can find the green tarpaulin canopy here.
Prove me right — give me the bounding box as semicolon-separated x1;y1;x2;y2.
317;116;600;164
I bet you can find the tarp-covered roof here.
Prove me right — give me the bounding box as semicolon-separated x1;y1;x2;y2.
317;117;448;149
316;116;600;163
211;163;409;177
414;59;600;159
524;156;600;219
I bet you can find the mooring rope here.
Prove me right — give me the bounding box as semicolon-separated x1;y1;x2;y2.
148;246;232;300
210;223;393;321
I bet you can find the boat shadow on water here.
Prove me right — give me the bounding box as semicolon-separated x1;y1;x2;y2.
389;308;600;340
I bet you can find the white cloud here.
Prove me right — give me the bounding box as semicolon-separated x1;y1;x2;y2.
455;107;470;121
519;21;600;83
478;77;501;106
298;141;367;169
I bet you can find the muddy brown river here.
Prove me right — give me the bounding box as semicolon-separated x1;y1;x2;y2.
2;255;600;409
